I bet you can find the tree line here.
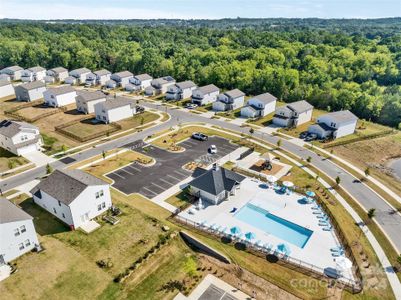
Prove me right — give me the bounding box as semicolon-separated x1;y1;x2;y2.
0;21;400;128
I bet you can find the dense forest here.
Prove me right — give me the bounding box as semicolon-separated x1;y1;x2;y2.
0;19;401;128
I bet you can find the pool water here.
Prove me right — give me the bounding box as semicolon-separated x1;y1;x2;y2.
235;203;313;248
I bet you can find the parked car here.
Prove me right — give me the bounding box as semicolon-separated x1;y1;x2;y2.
192;132;208;141
305;133;317;141
209;145;217;154
136;105;145;113
299;131;308;139
186;103;198;109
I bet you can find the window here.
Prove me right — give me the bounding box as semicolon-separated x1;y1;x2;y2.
19;243;24;250
20;225;26;233
25;239;31;247
58;201;61;207
62;213;65;218
14;228;20;236
102;202;106;209
95;192;100;199
53;208;57;214
100;190;104;197
97;204;102;211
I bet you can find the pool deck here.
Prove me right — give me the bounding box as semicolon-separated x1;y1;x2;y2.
178;178;355;282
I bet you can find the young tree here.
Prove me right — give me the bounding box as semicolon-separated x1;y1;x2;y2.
102;150;106;160
364;167;370;178
8;159;16;170
335;176;341;186
276;139;282;149
306;156;312;164
61;144;68;153
367;208;376;221
249;128;254;136
46;163;53;174
140;116;145;126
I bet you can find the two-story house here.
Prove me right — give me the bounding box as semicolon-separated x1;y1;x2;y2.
46;67;69;83
0;66;24;81
129;73;153;91
86;69;111;86
21;66;46;82
14;81;46;102
30;169;112;230
212;89;246;111
110;71;133;88
75;90;107;114
308;110;358;139
0;80;15;100
69;68;91;85
146;76;176;95
191;84;220;106
240;92;277;118
165;81;197;101
272;100;314;128
94;96;136;123
44;85;77;108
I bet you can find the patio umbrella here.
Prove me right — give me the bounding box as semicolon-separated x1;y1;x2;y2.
230;226;242;235
266;175;278;183
335;256;353;271
245;232;256;241
282;181;294;188
277;243;291;255
306;191;316;197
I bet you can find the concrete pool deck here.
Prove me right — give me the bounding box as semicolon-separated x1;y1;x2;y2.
178;178;355;282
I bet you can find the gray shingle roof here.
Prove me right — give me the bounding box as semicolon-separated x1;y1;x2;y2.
50;67;68;74
309;122;334;132
197;84;219;94
252;92;277;104
2;66;23;72
0;80;12;87
18;81;46;91
28;66;46;72
113;71;133;78
321;110;358;123
135;73;152;81
30;169;108;206
152;76;175;87
76;90;106;103
176;80;196;90
47;85;75;96
101;96;134;110
0;120;38;138
94;69;111;76
287;100;313;113
0;198;32;224
189;166;246;196
71;68;91;75
224;89;245;99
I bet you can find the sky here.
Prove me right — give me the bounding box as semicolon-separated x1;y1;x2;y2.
0;0;400;20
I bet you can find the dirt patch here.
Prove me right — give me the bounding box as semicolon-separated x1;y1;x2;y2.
250;160;284;175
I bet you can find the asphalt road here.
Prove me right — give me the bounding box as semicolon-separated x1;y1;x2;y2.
1;102;400;252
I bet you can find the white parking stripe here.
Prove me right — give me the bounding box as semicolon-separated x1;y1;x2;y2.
113;172;125;179
142;187;157;196
121;168;134;176
167;174;181;181
184;140;198;145
128;165;141;172
151;182;168;190
174;170;188;177
160;178;175;185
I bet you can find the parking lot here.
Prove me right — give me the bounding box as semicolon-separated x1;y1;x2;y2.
105;136;238;198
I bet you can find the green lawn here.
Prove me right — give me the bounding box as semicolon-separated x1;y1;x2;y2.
0;148;29;172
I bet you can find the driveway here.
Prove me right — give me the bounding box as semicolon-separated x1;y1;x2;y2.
105;136;238;198
23;151;56;167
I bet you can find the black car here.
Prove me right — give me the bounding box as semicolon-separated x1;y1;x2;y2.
191;132;208;141
305;133;317;141
299;131;308;139
136;105;145;113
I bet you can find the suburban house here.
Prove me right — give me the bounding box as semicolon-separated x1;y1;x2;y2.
308;110;358;139
14;81;46;102
191;84;220;106
0;66;23;81
0;198;40;263
188;164;246;205
86;69;111;86
44;76;55;84
240;92;277;118
212;89;246;111
0;74;10;81
76;90;107;114
64;76;77;85
105;79;117;89
69;68;91;85
44;86;77;108
144;86;156;96
272;100;314;128
129;73;153;90
0;120;42;156
46;67;69;82
165;81;197;101
21;66;46;82
148;76;176;95
30;169;112;230
110;71;133;88
95;96;136;123
0;80;15;100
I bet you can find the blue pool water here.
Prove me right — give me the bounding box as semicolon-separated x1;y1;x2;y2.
235;203;313;248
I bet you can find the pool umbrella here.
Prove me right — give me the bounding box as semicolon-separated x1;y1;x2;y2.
266;175;278;183
230;226;241;235
245;232;256;241
282;181;294;188
306;191;316;197
335;256;353;271
277;243;291;255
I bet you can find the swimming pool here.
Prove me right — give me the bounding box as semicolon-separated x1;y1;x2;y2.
235;203;313;248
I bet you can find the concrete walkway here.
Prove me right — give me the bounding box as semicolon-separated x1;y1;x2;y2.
23;151;56;167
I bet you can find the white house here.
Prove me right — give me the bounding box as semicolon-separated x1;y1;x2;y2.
148;76;176;95
21;66;46;82
75;90;107;114
272;100;314;128
165;81;197;101
0;198;40;263
212;89;245;112
30;169;112;230
129;73;153;90
0;120;42;156
69;68;91;85
191;84;220;106
241;92;277;118
0;74;11;82
0;80;15;100
0;66;23;81
14;81;46;102
188;164;246;205
44;86;77;108
64;76;77;85
46;67;69;82
86;69;111;86
110;71;133;88
308;110;358;139
105;79;117;89
95;96;136;123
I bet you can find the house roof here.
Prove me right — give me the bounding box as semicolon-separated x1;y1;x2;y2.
113;71;133;78
152;76;175;86
0;120;38;138
50;67;68;74
243;105;258;112
76;90;106;103
287;100;313;113
321;110;358;123
0;198;32;224
197;84;219;94
189;166;246;196
28;66;46;72
30;169;107;206
135;73;152;81
47;85;75;96
176;80;196;90
71;68;91;75
309;122;334;133
0;80;11;87
101;96;134;110
2;66;23;72
18;81;46;91
224;89;245;99
94;69;111;76
252;92;277;104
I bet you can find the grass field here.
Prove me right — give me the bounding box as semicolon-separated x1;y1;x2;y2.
15;105;60;121
0;148;29;172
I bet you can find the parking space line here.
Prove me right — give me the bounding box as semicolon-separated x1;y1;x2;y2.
160;178;175;185
142;187;158;196
184;139;198;145
121;168;134;176
167;174;181;181
113;172;125;179
151;182;168;190
174;169;188;177
127;164;141;172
